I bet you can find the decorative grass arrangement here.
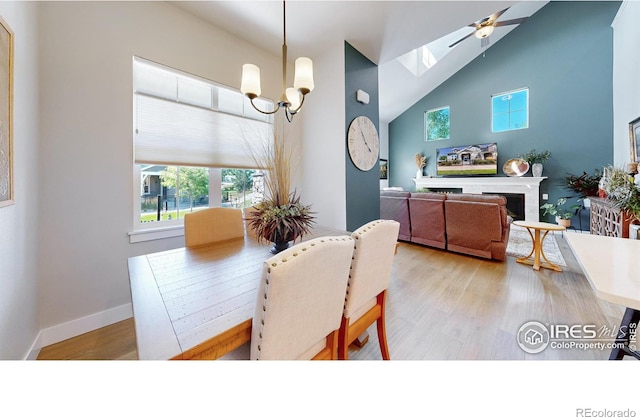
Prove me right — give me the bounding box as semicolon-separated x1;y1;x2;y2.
245;118;315;251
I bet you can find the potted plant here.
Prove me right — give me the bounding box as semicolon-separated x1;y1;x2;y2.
245;120;315;253
540;197;581;227
603;165;640;225
518;149;551;177
565;169;602;208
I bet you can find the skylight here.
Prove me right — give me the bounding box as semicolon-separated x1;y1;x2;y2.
396;26;473;77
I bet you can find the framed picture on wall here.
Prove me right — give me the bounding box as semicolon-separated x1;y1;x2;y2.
425;106;450;141
629;115;640;163
379;159;388;180
0;16;13;208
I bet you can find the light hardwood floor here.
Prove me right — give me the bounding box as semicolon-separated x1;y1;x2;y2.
37;232;625;360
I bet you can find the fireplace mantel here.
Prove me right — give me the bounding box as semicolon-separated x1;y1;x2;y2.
412;176;546;222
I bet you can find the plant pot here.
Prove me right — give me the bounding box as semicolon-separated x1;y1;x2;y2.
556;217;571;228
532;163;543;177
271;239;290;254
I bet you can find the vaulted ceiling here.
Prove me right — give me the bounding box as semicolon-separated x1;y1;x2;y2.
171;1;548;124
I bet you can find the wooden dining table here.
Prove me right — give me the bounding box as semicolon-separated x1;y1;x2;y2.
128;225;349;360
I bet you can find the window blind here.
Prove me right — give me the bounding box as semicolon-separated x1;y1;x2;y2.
133;57;272;169
135;94;271;168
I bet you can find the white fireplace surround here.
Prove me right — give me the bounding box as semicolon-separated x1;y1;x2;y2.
412;176;546;222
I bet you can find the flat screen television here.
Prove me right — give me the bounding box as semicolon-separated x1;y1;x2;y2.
436;143;498;176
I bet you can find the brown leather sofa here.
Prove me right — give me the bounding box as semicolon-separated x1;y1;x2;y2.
380;191;512;261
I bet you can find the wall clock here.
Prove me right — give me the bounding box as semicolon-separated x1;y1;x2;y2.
347;115;379;171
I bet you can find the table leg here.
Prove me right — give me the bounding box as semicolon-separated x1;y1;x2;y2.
533;229;541;270
609;307;640;360
539;230;562;272
515;227;563;272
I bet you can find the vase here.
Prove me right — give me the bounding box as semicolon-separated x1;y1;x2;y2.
532;163;543;177
271;239;290;254
416;168;423;179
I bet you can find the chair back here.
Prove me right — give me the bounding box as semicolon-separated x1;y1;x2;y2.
184;207;244;248
251;236;354;360
344;220;400;320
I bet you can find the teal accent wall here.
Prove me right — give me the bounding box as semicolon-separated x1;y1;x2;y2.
345;42;380;231
389;1;621;225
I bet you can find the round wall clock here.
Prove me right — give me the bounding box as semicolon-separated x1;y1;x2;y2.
347;115;379;171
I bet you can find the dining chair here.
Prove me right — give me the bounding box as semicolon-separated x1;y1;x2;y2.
250;235;355;360
338;219;400;360
183;207;244;248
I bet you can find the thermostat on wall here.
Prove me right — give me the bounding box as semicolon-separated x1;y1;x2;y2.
356;89;370;105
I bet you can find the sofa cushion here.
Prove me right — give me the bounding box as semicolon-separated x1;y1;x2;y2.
408;192;446;249
380;192;411;241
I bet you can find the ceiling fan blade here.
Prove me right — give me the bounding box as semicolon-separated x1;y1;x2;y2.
494;17;529;27
448;31;475;48
487;7;510;23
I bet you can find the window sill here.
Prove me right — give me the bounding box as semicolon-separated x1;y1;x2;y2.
129;225;184;243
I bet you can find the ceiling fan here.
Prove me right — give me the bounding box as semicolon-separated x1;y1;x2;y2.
448;8;528;48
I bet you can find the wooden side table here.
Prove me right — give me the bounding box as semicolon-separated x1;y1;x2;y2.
512;221;566;272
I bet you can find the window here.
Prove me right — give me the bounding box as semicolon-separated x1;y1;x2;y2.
131;57;272;239
492;88;529;132
425;106;450;141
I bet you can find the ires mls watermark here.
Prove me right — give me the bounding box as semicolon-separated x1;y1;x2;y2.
516;320;637;354
576;409;636;417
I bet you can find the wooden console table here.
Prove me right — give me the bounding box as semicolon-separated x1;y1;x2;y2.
588;197;632;238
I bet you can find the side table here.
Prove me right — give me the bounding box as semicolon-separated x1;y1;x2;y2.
512;221;566;272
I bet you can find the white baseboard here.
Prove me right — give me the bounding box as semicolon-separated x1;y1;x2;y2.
28;303;133;359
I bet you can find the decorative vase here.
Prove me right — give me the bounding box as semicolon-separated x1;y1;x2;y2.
416;168;423;179
271;239;290;254
532;163;543;177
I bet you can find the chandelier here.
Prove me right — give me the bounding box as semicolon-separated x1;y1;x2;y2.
240;1;314;122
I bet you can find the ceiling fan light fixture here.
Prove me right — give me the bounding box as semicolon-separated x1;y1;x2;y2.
475;25;494;39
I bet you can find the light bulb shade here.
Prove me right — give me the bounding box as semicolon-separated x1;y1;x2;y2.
241;64;261;97
286;87;302;112
475;25;494;39
293;57;314;94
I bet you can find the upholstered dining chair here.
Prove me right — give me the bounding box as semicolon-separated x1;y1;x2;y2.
250;236;354;360
338;219;400;360
183;207;244;248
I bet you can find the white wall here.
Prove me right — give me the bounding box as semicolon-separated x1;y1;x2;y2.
35;1;283;344
0;1;40;359
612;1;640;167
300;40;346;230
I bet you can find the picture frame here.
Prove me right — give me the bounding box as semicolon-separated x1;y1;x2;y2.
0;16;13;208
379;158;388;180
629;115;640;163
425;106;450;141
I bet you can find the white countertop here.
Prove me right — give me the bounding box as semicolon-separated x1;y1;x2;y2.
565;233;640;310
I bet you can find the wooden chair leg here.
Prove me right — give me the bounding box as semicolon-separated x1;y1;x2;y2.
311;330;339;360
376;291;390;360
338;316;350;360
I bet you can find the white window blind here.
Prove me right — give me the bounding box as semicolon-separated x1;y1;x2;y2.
133;57;273;169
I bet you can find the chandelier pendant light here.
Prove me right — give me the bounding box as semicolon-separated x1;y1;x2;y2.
240;1;314;122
